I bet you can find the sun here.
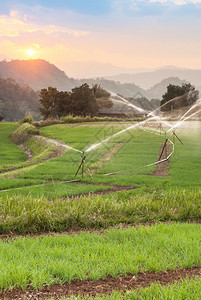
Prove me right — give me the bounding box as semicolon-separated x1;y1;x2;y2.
26;49;36;57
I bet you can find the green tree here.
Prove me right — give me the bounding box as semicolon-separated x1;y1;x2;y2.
161;83;199;111
39;87;60;119
70;84;99;117
92;84;112;109
38;84;113;119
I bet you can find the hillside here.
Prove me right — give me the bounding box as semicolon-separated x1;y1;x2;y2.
0;59;78;91
0;59;149;97
105;67;201;90
0;77;40;121
147;77;187;100
82;78;147;99
1;59;196;121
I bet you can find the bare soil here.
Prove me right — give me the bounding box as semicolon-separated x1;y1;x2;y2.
74;180;136;197
1;267;200;299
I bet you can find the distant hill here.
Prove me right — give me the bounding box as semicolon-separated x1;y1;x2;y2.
0;59;148;99
147;77;187;100
57;60;155;79
81;78;147;99
1;59;198;121
105;67;201;90
0;59;78;91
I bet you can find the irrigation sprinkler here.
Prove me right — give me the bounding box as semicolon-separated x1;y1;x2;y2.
74;152;93;179
146;138;175;167
158;138;168;161
172;131;183;145
155;123;164;135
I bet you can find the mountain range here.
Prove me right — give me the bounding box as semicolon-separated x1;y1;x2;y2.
1;59;199;99
0;59;200;121
105;66;201;90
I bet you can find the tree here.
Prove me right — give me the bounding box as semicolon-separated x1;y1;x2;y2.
0;113;3;121
70;84;99;117
92;84;113;109
38;84;113;119
39;87;60;119
161;83;199;111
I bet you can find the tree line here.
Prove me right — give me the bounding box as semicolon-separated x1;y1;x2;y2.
0;77;39;121
39;83;113;119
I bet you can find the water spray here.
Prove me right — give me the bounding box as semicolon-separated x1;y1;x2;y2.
167;107;201;134
85;115;158;153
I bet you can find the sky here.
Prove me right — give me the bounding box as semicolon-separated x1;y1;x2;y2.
1;0;201;77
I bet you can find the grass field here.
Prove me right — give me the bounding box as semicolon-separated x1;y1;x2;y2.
0;223;200;290
0;120;201;298
0;123;26;168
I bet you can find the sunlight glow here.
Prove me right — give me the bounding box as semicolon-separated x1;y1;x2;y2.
26;49;36;57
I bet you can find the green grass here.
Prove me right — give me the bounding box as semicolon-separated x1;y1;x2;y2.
0;123;26;168
0;223;200;290
19;123;201;191
19;126;162;183
0;178;44;190
0;189;200;234
169;128;201;188
0;135;58;176
61;277;201;300
0;182;112;200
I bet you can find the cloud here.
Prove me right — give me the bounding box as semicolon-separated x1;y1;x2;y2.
149;0;201;4
0;10;89;39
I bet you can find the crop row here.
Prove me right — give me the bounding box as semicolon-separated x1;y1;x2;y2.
0;188;200;234
0;223;200;290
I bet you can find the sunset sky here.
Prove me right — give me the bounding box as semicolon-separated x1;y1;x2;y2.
1;0;201;77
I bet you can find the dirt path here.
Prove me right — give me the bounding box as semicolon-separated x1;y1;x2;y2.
1;267;200;299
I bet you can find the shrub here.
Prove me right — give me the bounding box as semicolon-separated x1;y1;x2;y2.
11;123;39;144
19;116;33;124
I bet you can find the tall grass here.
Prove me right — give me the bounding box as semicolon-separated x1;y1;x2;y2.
0;189;200;234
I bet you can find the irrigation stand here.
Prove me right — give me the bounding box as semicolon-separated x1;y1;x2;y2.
172;131;183;145
155;123;163;135
75;152;93;179
158;138;168;161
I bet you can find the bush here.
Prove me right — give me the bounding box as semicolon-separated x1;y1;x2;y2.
60;115;145;123
11;123;39;144
33;118;63;128
19;116;33;124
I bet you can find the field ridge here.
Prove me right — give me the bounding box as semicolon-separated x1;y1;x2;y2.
1;267;200;299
